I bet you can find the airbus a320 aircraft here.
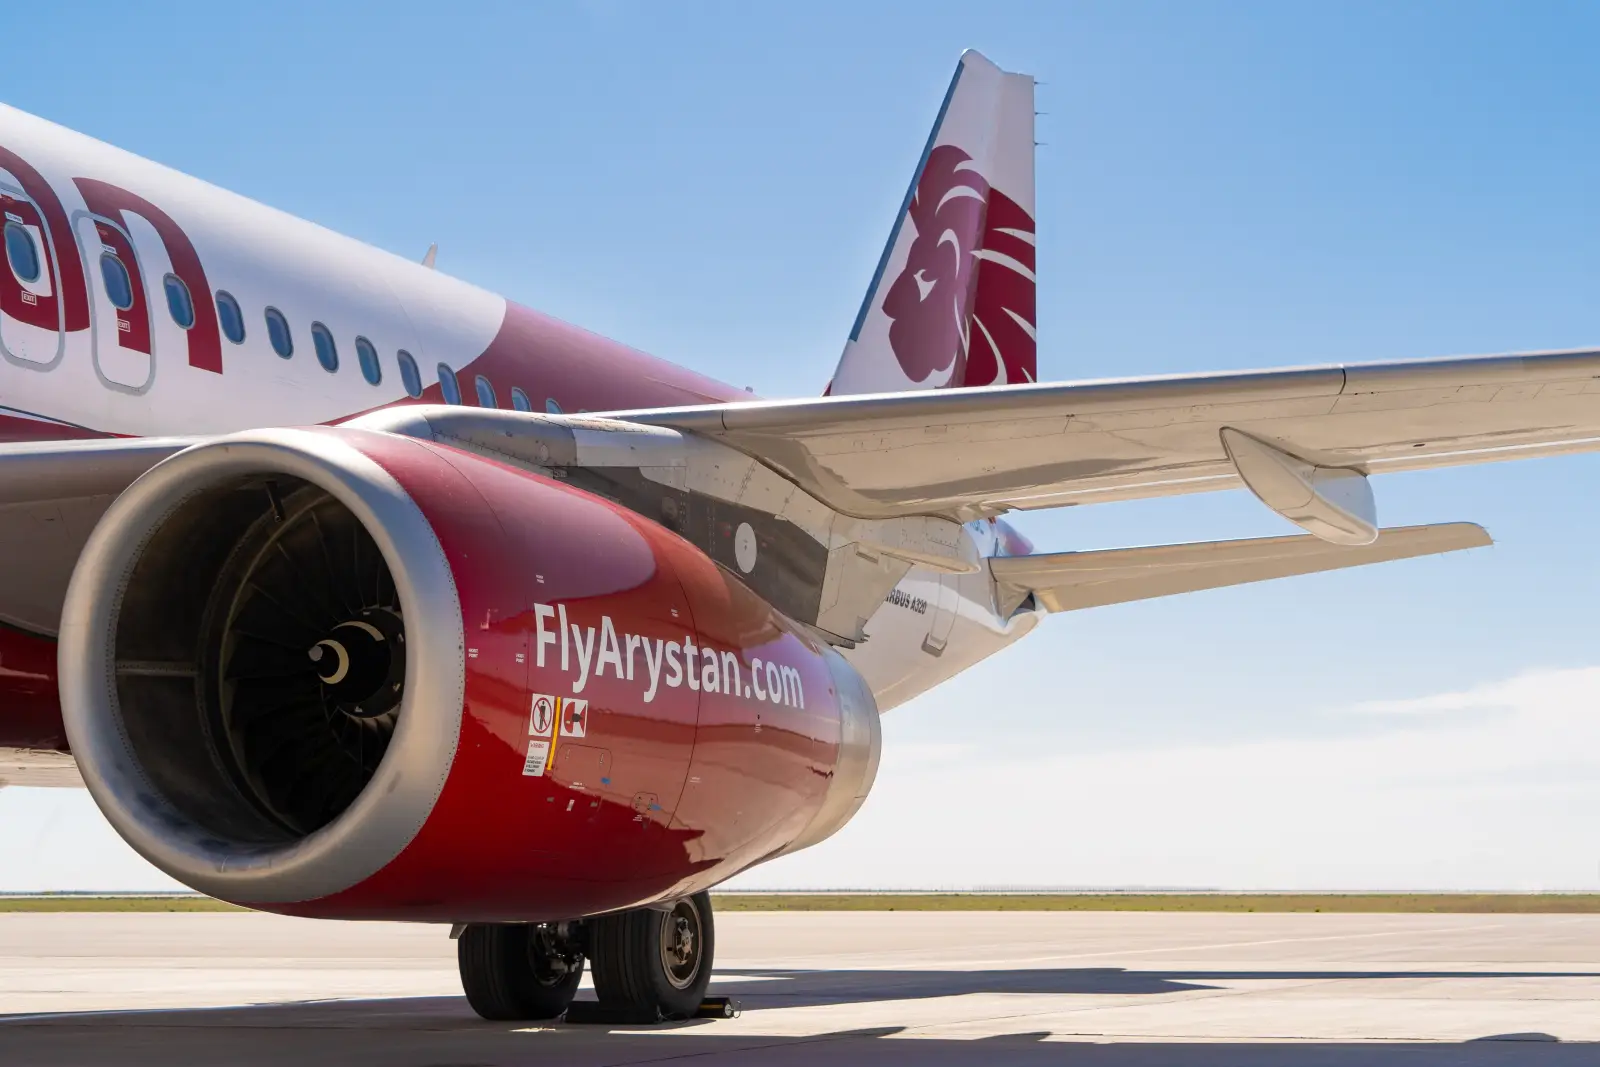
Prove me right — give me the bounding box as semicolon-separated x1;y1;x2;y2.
0;50;1588;1021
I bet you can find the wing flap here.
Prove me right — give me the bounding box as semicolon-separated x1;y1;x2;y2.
989;522;1491;614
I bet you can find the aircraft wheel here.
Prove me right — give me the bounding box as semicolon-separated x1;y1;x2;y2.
458;922;584;1020
589;891;715;1020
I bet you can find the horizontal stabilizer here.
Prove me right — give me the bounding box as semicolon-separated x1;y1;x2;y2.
989;522;1491;615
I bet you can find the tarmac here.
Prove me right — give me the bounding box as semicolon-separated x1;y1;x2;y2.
3;909;1600;1064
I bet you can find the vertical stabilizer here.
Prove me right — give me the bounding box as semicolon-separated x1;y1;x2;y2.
829;51;1036;396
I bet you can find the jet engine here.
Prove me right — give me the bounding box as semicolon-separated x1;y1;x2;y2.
58;427;879;920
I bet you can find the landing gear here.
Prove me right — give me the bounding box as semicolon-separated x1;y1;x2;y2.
457;894;716;1023
458;922;584;1021
589;892;715;1021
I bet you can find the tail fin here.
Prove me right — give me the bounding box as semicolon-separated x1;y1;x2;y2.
828;50;1036;396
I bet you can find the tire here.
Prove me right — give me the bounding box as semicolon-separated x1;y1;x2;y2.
589;892;715;1020
458;923;583;1021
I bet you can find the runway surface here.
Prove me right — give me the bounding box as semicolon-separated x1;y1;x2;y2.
3;910;1600;1064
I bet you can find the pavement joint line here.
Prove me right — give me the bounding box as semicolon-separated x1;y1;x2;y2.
938;920;1520;966
724;976;1362;1035
714;922;1525;971
0;995;430;1025
910;974;1328;1027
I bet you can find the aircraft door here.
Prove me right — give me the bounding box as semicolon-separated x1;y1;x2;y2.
75;214;153;391
0;193;64;368
921;572;958;656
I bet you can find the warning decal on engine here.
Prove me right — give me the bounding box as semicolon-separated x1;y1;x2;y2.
560;698;588;738
524;693;588;777
530;693;556;738
522;740;552;777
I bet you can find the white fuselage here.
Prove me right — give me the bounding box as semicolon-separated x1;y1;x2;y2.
0;103;1041;712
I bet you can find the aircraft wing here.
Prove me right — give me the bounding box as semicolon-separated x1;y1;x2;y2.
0;437;195;504
622;347;1600;521
988;522;1491;616
0;437;193;634
0;344;1593;629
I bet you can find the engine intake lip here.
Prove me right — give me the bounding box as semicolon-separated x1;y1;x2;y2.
58;428;465;904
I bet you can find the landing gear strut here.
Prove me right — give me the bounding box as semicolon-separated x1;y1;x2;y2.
457;921;584;1021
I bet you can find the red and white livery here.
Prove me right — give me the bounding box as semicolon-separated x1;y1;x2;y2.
0;50;1589;1020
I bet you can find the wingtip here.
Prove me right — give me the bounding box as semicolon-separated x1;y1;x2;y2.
1420;521;1494;549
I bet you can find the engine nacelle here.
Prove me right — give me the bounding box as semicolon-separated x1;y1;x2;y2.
59;427;879;920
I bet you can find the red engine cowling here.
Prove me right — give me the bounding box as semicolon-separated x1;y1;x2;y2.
58;426;880;920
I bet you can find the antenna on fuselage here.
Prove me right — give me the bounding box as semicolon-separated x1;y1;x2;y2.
421;243;438;270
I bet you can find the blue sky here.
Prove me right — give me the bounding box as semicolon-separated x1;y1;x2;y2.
6;1;1600;890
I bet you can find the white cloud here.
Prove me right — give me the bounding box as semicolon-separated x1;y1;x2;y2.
734;665;1600;892
8;666;1600;894
1344;667;1600;717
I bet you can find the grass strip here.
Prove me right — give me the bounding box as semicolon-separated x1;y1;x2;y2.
0;896;246;913
6;893;1600;914
710;893;1600;913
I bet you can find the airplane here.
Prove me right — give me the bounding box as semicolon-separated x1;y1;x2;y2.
0;48;1590;1022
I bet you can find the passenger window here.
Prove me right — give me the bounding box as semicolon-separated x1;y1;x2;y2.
265;307;293;358
545;397;563;415
311;322;338;373
510;387;532;412
215;291;245;344
397;349;422;398
163;274;194;329
100;253;134;310
437;362;461;404
355;336;381;385
474;374;497;408
3;222;40;284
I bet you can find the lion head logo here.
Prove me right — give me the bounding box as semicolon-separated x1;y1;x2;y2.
881;145;1036;388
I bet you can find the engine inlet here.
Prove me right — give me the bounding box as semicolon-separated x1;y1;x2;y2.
195;482;406;837
59;429;465;904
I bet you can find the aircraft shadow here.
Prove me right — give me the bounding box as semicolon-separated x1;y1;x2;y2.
709;964;1600;1003
2;966;1597;1066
